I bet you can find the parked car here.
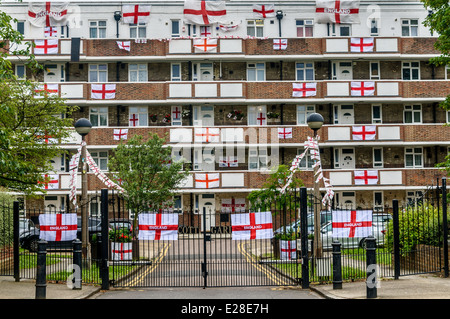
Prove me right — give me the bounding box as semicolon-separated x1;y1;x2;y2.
109;218;133;232
20;216;102;252
274;211;333;235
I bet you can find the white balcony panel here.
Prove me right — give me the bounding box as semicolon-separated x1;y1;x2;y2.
61;129;82;144
221;173;245;187
329;171;352;186
326;39;348;53
327;82;349;96
170;128;192;143
220;83;243;97
375;38;398;52
195;83;217;97
379;171;402;185
327;127;350;141
60;39;83;54
221;128;244;142
60;174;81;189
60;84;84;99
378;126;400;140
219;39;242;53
169;83;192;98
177;174;193;188
377;82;399;96
169;39;192;54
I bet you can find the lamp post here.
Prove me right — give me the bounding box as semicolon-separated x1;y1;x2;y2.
276;10;283;37
307;112;324;258
114;11;122;39
74;118;92;263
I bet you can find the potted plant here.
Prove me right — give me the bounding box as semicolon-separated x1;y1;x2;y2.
109;227;133;261
162;114;171;123
149;114;157;122
182;109;191;119
227;109;244;121
267;111;280;120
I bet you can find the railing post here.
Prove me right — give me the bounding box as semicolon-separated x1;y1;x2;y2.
332;240;342;289
442;178;448;278
365;237;377;299
392;199;400;280
72;239;82;289
100;188;110;290
300;187;309;289
35;240;47;299
13;201;20;282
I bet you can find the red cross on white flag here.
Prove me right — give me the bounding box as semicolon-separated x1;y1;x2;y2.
280;240;297;260
193;38;218;52
256;112;266;125
273;39;287;50
219;24;239;32
219;156;238;167
113;129;128;140
44;26;58;37
172;106;181;120
195;173;220;189
315;0;360;24
39;213;77;241
35;83;58;97
39;174;59;190
111;242;133;260
231;212;273;240
221;198;245;213
352;125;376;140
350;37;374;52
184;0;227;26
354;170;378;185
194;127;220;143
34;39;58;54
117;41;131;52
122;5;151;24
138;213;179;241
91;84;116;99
28;2;69;27
278;128;293;139
351;81;375;96
293;82;317;97
332;210;372;238
253;4;276;18
200;25;212;37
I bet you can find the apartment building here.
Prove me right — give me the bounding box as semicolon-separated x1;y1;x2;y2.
4;1;449;225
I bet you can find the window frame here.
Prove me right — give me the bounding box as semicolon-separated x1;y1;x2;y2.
171;63;182;81
128;63;148;82
90;150;109;171
89;20;107;39
402;61;420;80
89;106;108;127
401;19;419;37
373;147;384;168
248;147;268;171
129;106;148;127
88;63;108;83
171;20;180;38
295;62;315;81
405;147;423;168
369;61;380;80
296;19;314;37
403;104;422;124
296;105;315;125
129;22;147;39
248;105;267;126
371;104;382;124
247;62;265;81
246;19;264;37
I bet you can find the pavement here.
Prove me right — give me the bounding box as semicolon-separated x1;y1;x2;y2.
0;273;449;299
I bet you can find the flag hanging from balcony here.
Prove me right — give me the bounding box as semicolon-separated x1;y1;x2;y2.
351;81;375;96
194;127;220;143
280;240;297;260
111;242;133;261
292;82;317;97
315;0;360;24
350;37;374;52
44;26;58;37
39;213;77;242
38;174;59;190
354;170;378;185
221;198;246;213
113;129;128;140
193;38;218;52
195;173;220;189
252;4;276;18
28;2;69;27
219;156;238;167
122;5;151;24
278;128;293;139
138;213;179;241
34;39;58;54
117;41;131;52
352;125;376;140
183;0;227;25
91;84;116;99
36;131;57;144
35;83;58;97
273;38;287;50
231;212;273;240
332;210;372;238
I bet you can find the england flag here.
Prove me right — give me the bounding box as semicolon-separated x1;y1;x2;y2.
231;212;273;240
332;210;372;238
138;213;179;241
39;213;77;242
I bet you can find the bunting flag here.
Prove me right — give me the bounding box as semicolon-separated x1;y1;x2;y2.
354;170;378;185
332;210;372;238
280;240;297;260
91;84;116;99
315;0;360;24
113;129;128;140
351;81;375;96
28;2;69;27
293;82;317;97
273;38;287;50
111;242;133;260
193;38;218;52
117;41;131;52
39;213;77;242
253;4;276;18
183;0;227;25
122;5;151;24
219;156;238;167
138;213;179;240
34;39;58;54
350;37;374;52
352;125;376;140
278;128;293;139
85;151;125;194
231;212;273;240
221;198;245;213
69;142;83;207
35;83;58;97
44;26;58;37
195;173;220;189
219;24;239;32
194;127;220;143
38;174;59;190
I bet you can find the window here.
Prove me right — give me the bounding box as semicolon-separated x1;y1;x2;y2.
296;148;314;170
372;104;382;124
370;19;379;36
89;20;106;38
171;20;180;37
446;65;450;80
130;23;146;38
247;19;264;37
129;107;148;127
90;151;108;171
171;106;182;126
370;61;380;80
406;191;423;206
374;192;384;212
402;61;420;80
89;64;108;82
247;63;265;81
373;148;383;168
404;104;422;123
90;196;100;218
89;107;108;127
173;195;183;214
248;106;267;126
15;64;25;79
330;23;351;36
402;19;418;36
296;62;314;81
405;147;423;168
248;147;267;170
171;63;182;81
296;19;313;37
129;63;147;82
447;110;450;124
17;21;25;35
297;105;315;125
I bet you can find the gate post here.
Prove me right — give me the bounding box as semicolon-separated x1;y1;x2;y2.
100;188;110;290
13;201;20;282
35;240;47;299
442;178;448;278
332;240;342;289
392;199;400;280
365;237;377;299
72;239;82;289
300;187;309;289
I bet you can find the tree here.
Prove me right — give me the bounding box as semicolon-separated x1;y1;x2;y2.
108;133;190;223
0;9;77;193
